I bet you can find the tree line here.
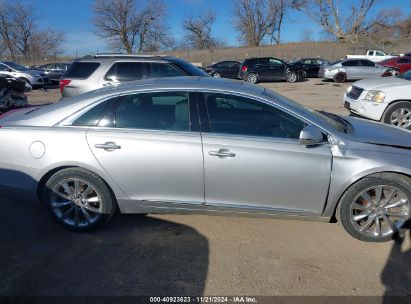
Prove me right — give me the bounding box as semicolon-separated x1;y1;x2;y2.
0;1;64;61
1;0;410;59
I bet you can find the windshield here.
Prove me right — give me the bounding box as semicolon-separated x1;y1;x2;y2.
396;70;411;80
2;61;29;71
168;58;209;77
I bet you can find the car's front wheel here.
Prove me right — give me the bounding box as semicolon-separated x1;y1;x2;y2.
381;101;411;130
285;71;298;83
42;168;117;231
337;173;411;242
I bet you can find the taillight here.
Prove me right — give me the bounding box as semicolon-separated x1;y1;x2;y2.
241;65;248;72
59;79;71;93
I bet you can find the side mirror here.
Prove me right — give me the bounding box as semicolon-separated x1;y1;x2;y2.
299;125;324;146
8;68;12;72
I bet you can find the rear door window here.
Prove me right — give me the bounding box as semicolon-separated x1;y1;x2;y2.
115;91;190;131
105;62;145;82
360;60;375;67
64;62;100;79
149;63;186;78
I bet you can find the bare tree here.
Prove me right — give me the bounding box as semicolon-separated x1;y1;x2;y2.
0;1;64;60
291;0;377;43
93;0;168;53
233;0;287;47
0;2;17;60
137;0;168;52
10;1;35;55
269;0;289;45
183;10;220;49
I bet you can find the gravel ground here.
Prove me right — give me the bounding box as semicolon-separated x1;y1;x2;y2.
1;78;410;299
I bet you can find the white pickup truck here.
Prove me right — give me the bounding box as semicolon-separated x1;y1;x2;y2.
346;50;396;63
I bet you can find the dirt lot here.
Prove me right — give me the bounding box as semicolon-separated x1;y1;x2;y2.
1;78;410;299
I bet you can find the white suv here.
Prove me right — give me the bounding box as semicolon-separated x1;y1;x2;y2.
0;61;47;89
344;71;411;130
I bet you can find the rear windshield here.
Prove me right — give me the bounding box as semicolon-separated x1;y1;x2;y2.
64;62;100;79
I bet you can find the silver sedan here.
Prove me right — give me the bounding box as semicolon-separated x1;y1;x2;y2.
0;77;410;242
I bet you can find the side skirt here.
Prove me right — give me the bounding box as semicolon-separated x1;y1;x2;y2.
117;199;331;222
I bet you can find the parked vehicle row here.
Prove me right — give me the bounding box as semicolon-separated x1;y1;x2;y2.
36;63;71;84
1;76;410;242
346;49;396;63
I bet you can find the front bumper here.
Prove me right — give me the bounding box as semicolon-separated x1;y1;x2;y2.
343;94;388;121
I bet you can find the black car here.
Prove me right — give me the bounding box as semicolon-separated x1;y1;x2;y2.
205;61;240;79
238;57;305;84
291;58;329;78
36;63;71;84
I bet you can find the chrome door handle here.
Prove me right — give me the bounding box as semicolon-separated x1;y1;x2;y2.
209;149;236;158
95;142;121;151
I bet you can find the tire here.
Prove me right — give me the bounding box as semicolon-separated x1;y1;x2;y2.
381;101;411;130
42;168;117;231
245;73;258;84
337;173;411;242
333;72;347;83
18;77;32;92
212;72;221;78
285;71;298;83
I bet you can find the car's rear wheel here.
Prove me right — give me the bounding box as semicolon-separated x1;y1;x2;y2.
285;71;298;83
42;168;117;231
337;174;411;242
212;72;221;78
333;72;347;83
246;73;258;84
381;101;411;130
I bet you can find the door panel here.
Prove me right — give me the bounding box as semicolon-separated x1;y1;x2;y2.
87;129;204;204
202;135;332;213
199;91;332;214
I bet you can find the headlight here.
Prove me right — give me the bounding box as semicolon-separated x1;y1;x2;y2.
364;90;385;103
347;85;352;93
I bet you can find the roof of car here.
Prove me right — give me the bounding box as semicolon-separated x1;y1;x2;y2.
76;54;176;62
92;76;265;96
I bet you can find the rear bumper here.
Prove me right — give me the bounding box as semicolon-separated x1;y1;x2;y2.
0;162;42;203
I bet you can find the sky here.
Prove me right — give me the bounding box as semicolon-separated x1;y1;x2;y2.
23;0;411;56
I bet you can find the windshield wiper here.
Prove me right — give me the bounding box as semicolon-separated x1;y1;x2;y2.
318;111;351;133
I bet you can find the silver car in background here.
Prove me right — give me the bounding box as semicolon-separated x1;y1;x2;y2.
0;61;48;89
0;77;410;242
319;59;394;83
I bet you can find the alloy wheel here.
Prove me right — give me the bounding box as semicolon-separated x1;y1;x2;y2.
50;178;103;228
350;185;410;238
286;72;297;83
390;108;411;129
246;74;257;84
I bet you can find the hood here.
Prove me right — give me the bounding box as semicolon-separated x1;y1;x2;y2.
344;116;411;148
352;76;411;91
13;69;43;77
